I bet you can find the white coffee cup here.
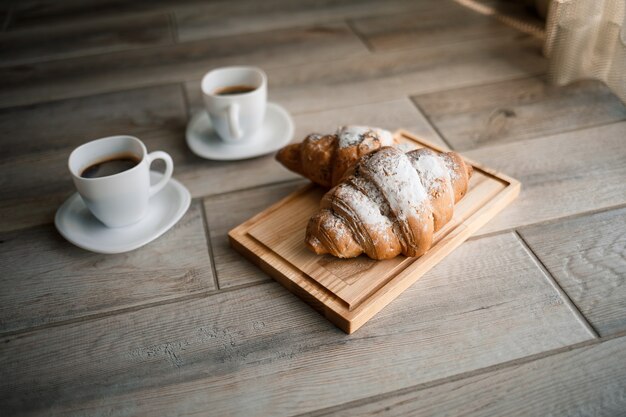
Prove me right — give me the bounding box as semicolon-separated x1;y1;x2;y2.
68;135;174;228
201;66;267;143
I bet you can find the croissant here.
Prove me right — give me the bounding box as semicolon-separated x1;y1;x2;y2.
276;126;396;187
305;146;473;260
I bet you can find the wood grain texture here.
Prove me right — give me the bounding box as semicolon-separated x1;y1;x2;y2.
204;181;307;289
9;0;194;28
315;336;626;417
231;132;520;332
414;76;626;150
0;0;622;414
520;207;626;337
0;150;99;233
0;22;367;109
0;85;188;232
292;98;448;149
12;0;442;38
0;233;593;416
0;201;214;334
0;136;299;234
268;35;545;115
175;0;444;42
0;109;294;235
0;84;186;163
185;91;447;148
0;13;174;67
183;92;449;150
183;33;546;116
349;0;523;51
466;121;626;236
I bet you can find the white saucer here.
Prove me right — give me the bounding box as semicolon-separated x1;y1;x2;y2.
55;172;191;254
186;102;294;161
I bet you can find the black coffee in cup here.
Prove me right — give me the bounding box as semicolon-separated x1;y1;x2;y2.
214;85;256;96
81;154;141;178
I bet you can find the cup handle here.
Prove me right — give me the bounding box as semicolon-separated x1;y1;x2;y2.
147;151;174;198
227;103;243;140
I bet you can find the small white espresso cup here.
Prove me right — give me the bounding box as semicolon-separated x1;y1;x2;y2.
201;66;267;142
68;135;174;228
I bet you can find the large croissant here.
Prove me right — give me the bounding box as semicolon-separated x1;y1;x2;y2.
276;126;396;187
305;146;473;260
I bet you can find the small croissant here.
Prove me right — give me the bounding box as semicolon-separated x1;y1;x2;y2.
305;146;473;260
276;126;396;187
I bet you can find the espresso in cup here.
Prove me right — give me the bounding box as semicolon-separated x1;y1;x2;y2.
80;154;141;178
201;66;267;143
69;136;174;228
214;85;256;96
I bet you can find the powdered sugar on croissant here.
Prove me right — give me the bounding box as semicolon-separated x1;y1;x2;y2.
305;147;473;260
276;125;396;187
336;126;394;148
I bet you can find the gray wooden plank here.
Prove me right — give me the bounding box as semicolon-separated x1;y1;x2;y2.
0;151;96;233
9;0;182;28
269;35;545;115
0;12;174;67
414;76;626;150
0;84;189;232
184;35;546;116
466;121;626;236
11;0;436;34
0;201;214;334
289;97;448;148
204;181;307;289
0;138;300;234
0;233;593;416
349;0;523;52
175;0;445;42
0;146;299;234
315;336;626;417
0;84;186;163
202;97;449;288
0;22;368;109
520;207;626;337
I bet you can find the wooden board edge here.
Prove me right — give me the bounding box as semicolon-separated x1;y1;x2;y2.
228;233;352;333
395;129;520;188
346;178;521;332
227;129;523;334
228;182;316;240
228;176;519;334
394;129;449;153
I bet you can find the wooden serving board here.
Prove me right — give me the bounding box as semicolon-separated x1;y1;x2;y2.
229;130;520;333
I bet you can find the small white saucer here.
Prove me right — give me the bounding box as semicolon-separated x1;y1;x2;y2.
186;102;294;161
55;172;191;254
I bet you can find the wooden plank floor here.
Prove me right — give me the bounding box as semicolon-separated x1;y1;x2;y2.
1;1;626;415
